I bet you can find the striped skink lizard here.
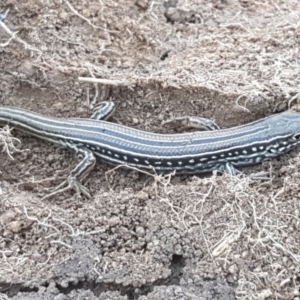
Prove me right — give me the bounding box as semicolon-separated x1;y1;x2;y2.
1;102;300;198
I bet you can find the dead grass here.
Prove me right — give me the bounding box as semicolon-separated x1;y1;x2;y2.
1;0;300;299
158;172;300;299
0;126;21;160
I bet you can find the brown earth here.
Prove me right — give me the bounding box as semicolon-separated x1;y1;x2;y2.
0;0;300;299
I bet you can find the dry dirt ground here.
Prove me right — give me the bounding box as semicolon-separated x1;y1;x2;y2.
0;0;300;299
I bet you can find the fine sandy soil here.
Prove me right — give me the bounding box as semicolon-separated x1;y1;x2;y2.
1;0;300;299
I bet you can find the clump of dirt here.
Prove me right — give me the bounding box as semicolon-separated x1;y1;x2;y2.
1;0;300;299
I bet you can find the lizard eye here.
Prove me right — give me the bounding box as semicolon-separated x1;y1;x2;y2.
292;133;300;141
